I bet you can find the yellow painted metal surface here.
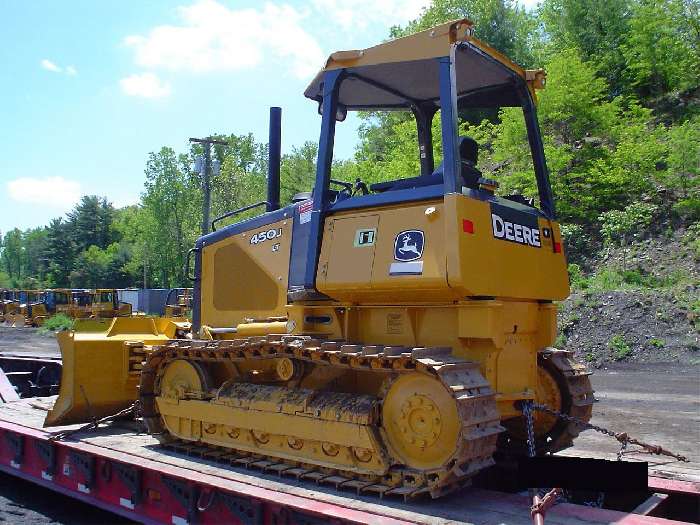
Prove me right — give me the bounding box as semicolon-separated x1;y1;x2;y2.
382;372;460;469
198;192;568;420
317;202;450;302
307;18;545;103
199;218;292;329
286;300;550;419
156;367;388;474
90;288;132;318
445;194;569;300
44;316;188;426
141;339;505;496
316;193;568;303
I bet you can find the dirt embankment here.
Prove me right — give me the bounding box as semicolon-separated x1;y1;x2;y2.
559;228;699;367
559;290;698;366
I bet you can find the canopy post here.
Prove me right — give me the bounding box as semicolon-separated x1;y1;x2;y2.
438;53;459;194
304;68;344;291
519;87;555;218
413;103;437;176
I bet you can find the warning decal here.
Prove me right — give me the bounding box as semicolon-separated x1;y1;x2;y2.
298;200;313;225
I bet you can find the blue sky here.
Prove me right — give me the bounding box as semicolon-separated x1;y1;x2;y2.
0;0;537;233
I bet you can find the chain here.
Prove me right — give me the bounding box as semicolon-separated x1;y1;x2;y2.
616;440;628;461
522;400;553;524
49;402;138;441
522;400;537;458
530;402;689;463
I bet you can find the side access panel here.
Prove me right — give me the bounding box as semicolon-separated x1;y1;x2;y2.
199;217;292;328
317;200;454;303
445;193;569;301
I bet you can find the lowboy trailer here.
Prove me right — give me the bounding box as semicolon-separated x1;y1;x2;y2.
0;396;696;525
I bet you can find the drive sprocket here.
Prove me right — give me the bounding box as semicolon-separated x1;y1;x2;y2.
499;348;595;455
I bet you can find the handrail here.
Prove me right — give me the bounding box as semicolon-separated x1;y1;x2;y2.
211;201;270;232
184;248;199;282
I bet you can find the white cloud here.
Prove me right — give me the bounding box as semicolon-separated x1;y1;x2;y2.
124;0;325;79
7;176;81;209
40;59;78;75
311;0;428;30
40;59;61;73
120;72;171;98
111;192;141;209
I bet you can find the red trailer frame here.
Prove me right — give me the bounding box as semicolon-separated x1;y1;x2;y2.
0;414;696;524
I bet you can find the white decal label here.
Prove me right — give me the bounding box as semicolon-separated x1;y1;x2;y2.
299;200;312;224
354;228;377;247
250;228;282;245
491;213;540;247
389;261;424;275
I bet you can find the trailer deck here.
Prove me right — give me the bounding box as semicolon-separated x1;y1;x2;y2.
0;396;696;525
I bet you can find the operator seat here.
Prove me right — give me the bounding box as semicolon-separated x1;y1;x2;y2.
371;136;481;192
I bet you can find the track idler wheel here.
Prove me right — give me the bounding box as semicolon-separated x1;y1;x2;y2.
159;359;211;400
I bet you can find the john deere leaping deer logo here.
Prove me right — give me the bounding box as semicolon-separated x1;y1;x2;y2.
394;230;425;261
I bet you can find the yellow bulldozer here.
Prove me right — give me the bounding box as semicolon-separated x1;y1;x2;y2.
69;289;93;319
5;289;96;327
164;288;193;318
0;289;19;323
5;290;47;327
89;288;133;318
46;19;593;499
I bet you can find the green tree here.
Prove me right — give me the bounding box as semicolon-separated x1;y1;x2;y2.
489;49;667;223
209;133;267;222
621;0;700;97
67;195;116;253
140;147;200;287
281;142;318;203
22;228;49;284
112;205;148;286
44;218;76;287
540;0;631;95
1;229;23;281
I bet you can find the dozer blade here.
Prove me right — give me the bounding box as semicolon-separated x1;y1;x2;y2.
44;316;187;427
73;318;113;333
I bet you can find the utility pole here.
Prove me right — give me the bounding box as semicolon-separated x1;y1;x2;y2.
190;137;228;236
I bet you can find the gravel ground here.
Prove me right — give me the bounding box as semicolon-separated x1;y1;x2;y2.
0;326;60;357
569;362;700;466
561;228;700;367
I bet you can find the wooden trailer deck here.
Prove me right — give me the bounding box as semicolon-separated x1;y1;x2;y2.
0;397;696;524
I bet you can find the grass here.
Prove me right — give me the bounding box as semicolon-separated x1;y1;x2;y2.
569;265;691;292
554;334;567;348
609;334;632;360
682;223;700;259
40;313;74;333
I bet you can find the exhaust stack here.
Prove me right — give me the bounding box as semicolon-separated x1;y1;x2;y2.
267;107;281;212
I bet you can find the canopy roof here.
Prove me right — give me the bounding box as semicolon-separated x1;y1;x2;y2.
304;19;545;110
